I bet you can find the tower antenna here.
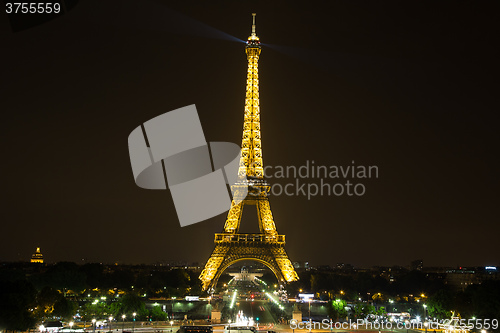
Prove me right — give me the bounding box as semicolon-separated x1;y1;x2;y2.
252;13;256;35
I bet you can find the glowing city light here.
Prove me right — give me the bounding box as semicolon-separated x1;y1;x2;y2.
266;292;284;310
230;289;238;309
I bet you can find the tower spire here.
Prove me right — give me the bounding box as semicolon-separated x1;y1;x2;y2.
248;13;259;42
251;13;256;36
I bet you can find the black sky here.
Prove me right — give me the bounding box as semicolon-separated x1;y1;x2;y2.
1;0;499;268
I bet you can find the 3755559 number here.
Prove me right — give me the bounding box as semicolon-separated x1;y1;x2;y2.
442;318;499;330
5;2;61;14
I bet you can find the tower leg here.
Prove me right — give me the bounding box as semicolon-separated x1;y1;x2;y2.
199;244;229;291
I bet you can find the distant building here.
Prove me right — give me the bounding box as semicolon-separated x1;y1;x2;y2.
31;247;44;263
335;263;354;271
410;259;423;271
445;267;480;291
228;266;263;281
445;266;500;291
292;261;309;270
371;266;407;282
316;265;333;271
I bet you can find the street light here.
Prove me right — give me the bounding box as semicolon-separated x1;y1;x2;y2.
132;313;136;333
308;298;312;333
169;320;173;332
228;319;231;333
92;319;96;333
69;322;74;332
423;304;428;333
122;315;126;332
109;317;113;332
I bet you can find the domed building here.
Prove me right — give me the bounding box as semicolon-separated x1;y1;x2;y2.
31;247;44;263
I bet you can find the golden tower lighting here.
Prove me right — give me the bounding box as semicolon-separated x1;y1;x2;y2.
31;246;44;263
199;14;298;292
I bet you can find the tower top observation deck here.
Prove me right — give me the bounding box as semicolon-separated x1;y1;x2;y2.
246;13;260;48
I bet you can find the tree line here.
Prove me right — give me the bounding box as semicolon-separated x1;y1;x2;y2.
0;262;198;331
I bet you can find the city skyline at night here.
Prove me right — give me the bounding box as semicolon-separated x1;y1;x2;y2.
1;1;499;269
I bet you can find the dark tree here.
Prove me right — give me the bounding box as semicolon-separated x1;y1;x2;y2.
0;280;37;331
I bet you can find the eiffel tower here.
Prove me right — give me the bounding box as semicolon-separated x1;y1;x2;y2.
199;14;299;292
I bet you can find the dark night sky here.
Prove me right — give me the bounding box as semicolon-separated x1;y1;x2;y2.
1;1;498;268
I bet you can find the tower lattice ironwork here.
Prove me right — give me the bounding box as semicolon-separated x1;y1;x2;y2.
199;14;299;292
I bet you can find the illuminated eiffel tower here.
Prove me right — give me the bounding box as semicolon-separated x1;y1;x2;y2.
199;14;299;292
